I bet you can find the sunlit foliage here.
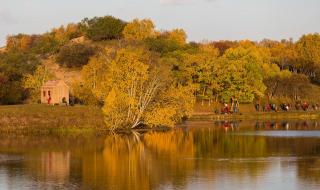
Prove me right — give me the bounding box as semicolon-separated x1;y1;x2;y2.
2;15;320;121
23;65;55;103
123;19;156;41
0;51;40;104
100;48;195;129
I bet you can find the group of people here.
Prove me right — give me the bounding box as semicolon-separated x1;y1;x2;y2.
220;97;240;114
216;98;319;114
255;101;319;112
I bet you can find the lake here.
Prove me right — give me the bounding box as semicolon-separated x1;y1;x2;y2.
0;119;320;190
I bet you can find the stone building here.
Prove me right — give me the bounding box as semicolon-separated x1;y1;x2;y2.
41;80;69;105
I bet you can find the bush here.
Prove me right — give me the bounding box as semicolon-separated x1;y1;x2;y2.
145;37;181;55
0;51;40;104
56;43;95;68
81;16;126;41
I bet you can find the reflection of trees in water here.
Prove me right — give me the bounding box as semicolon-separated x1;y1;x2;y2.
190;128;269;179
265;138;320;156
265;137;320;184
254;120;320;130
80;130;270;189
81;132;151;190
297;158;320;184
82;131;195;190
1;128;320;189
25;151;70;183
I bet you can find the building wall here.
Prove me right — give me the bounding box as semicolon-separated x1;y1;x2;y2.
41;84;69;105
41;87;55;104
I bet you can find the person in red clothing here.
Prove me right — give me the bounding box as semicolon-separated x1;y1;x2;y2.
47;96;51;105
302;101;309;111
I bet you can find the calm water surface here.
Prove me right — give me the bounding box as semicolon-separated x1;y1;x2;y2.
0;120;320;190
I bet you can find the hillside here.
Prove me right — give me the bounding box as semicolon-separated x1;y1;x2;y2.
1;15;320;108
41;55;82;85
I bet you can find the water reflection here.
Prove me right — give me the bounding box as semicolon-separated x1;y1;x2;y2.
0;120;320;189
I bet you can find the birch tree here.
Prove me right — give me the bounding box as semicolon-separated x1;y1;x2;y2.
100;48;195;129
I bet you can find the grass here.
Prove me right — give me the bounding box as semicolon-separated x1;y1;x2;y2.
0;104;104;134
1;103;320;134
192;102;320;121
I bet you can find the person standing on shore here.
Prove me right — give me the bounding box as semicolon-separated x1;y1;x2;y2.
233;98;239;114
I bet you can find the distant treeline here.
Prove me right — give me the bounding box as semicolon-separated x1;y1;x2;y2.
1;15;320;128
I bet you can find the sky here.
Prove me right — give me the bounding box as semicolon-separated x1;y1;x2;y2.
0;0;320;46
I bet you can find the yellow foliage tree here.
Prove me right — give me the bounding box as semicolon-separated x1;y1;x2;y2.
165;29;187;45
23;65;55;102
78;48;115;104
123;19;156;41
92;48;196;129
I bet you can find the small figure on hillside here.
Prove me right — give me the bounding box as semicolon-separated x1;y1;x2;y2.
271;103;277;111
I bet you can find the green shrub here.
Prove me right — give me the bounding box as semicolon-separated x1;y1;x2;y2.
81;16;126;41
145;37;182;55
56;43;95;68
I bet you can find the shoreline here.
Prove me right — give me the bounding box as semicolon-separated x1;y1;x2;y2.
191;111;320;121
1;104;320;134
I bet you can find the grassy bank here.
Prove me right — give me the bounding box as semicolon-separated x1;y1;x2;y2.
191;111;320;121
192;102;320;121
0;104;104;134
1;104;320;134
0;104;171;134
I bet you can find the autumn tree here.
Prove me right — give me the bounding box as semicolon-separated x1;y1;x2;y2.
52;23;82;44
123;19;156;41
164;29;187;45
6;34;39;52
263;65;292;99
259;39;299;71
0;51;40;104
146;37;182;55
74;48;115;105
218;45;268;102
296;33;320;82
23;65;55;102
212;40;238;56
164;44;220;104
79;48;195;129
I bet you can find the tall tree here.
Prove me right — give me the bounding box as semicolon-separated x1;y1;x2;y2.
296;33;320;82
123;19;156;41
